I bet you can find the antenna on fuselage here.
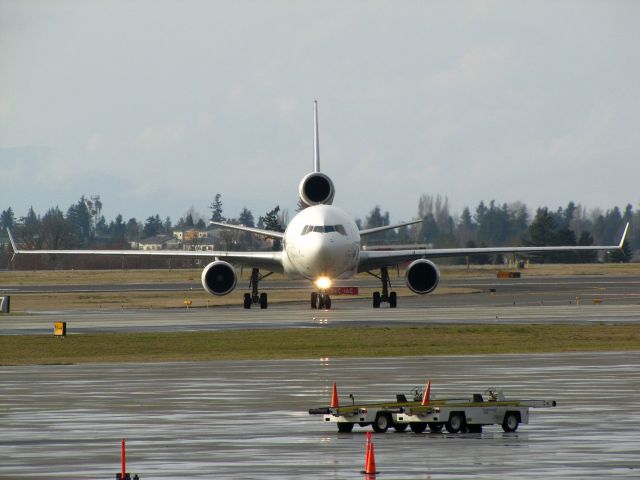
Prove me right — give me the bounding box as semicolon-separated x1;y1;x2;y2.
313;100;320;173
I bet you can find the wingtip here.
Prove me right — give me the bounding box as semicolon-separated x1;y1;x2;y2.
618;222;630;248
7;228;18;253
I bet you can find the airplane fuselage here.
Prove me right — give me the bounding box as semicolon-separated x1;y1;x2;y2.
282;205;360;281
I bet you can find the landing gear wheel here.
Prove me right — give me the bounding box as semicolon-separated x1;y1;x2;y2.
409;422;427;433
373;291;381;308
243;293;251;309
311;292;318;309
428;423;444;432
445;413;465;433
259;292;268;309
317;293;331;310
393;423;409;432
389;291;397;308
337;422;354;433
372;413;391;433
502;412;519;432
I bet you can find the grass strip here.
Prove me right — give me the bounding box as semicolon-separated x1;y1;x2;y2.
1;324;639;365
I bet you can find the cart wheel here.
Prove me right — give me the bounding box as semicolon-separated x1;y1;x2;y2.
428;423;444;432
372;412;391;433
409;422;427;433
445;412;465;433
393;422;409;432
502;412;519;432
337;422;354;433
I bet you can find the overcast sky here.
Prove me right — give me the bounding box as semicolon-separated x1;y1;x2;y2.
1;0;639;225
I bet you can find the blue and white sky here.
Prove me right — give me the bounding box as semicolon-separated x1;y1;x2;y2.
1;1;639;224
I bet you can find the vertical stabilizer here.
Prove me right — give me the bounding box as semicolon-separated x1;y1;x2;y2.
313;100;320;172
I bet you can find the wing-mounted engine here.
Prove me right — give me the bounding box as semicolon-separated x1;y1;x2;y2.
298;172;335;206
201;260;237;296
405;259;440;294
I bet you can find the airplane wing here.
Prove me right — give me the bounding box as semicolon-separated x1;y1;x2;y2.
359;219;423;236
7;229;283;272
358;222;630;272
209;221;284;239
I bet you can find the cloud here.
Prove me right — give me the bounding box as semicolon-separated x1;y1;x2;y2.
85;132;105;156
132;121;187;152
431;44;512;88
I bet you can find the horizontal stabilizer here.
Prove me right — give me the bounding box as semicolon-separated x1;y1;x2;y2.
209;221;285;239
359;219;422;237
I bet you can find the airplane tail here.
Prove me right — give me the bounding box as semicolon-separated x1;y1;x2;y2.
298;101;335;206
313;100;320;173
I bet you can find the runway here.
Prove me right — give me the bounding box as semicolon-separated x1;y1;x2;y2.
1;274;639;335
1;352;639;479
1;303;640;335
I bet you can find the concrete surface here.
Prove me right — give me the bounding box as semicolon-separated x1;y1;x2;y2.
1;352;639;479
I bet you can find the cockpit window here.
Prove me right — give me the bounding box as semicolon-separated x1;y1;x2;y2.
301;224;348;235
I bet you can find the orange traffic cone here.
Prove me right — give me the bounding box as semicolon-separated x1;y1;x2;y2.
362;431;371;470
422;380;431;406
331;382;339;408
361;431;378;475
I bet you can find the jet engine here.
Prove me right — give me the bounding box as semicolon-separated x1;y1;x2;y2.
298;172;335;206
201;260;237;296
405;259;440;294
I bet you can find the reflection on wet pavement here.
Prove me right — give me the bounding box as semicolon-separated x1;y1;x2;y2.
1;352;639;478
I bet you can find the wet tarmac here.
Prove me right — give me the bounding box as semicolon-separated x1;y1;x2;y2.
2;351;639;479
1;302;639;336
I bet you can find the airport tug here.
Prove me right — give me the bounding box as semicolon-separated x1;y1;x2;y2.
309;382;556;434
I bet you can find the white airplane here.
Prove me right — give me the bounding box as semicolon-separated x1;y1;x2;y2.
8;102;630;310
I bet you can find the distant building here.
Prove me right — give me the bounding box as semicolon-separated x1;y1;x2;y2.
172;229;209;241
131;234;181;250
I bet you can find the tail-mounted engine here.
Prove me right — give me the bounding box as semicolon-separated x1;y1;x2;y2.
405;259;440;294
298;172;335;206
201;260;237;296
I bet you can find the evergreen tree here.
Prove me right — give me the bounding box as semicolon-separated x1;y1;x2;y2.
111;214;126;239
238;208;255;227
1;207;15;229
142;215;163;238
125;218;141;241
457;207;475;245
66;198;93;245
259;206;283;250
365;205;391;244
209;193;225;222
576;231;598;263
17;206;42;247
527;207;558;263
40;207;71;250
608;239;633;263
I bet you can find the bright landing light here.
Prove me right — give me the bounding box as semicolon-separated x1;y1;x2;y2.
314;276;333;290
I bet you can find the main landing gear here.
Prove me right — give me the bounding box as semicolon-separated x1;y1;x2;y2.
311;291;332;310
243;268;273;309
368;266;397;308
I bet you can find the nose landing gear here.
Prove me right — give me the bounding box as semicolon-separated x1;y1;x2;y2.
243;268;273;309
368;266;397;308
311;291;332;310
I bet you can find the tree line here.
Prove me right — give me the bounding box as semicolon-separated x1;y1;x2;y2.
0;193;636;269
